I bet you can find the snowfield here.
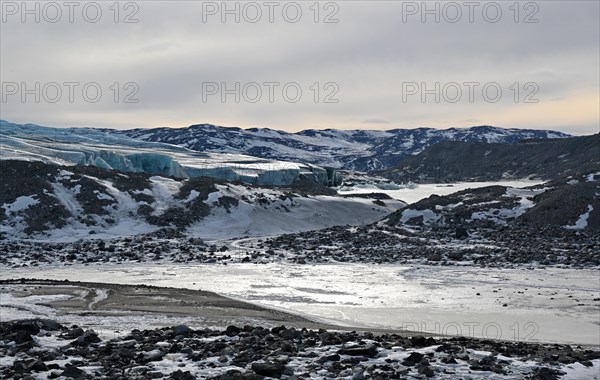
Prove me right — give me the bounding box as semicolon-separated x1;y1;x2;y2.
187;193;403;240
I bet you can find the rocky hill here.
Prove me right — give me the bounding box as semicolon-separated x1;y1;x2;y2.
384;133;600;182
258;171;600;268
386;171;599;231
0;160;403;241
117;124;569;172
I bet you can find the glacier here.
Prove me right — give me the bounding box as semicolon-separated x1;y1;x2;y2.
0;120;341;186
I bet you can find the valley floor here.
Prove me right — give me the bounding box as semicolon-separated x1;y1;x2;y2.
2;262;599;347
1;253;599;379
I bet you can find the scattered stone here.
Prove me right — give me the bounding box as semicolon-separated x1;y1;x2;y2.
251;362;285;378
60;366;85;379
1;320;597;380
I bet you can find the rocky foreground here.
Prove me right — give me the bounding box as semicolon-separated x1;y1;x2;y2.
1;319;598;380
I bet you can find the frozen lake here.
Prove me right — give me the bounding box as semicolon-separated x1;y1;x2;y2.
337;180;544;204
3;263;598;346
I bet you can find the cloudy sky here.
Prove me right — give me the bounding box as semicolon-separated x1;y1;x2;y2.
1;1;599;134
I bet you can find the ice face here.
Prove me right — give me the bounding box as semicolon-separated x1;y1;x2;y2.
0;120;336;186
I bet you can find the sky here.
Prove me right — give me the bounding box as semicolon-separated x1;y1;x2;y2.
1;1;599;134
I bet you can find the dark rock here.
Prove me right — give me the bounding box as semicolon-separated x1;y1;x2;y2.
225;325;241;336
338;345;378;358
143;350;167;363
418;366;435;377
441;356;458;364
251;362;285;378
72;330;101;346
64;327;85;339
61;366;86;379
318;354;340;363
402;352;424;366
410;336;436;347
13;330;34;344
9;320;40;335
170;369;196;379
447;251;464;260
173;325;193;336
530;367;567;380
27;359;48;371
455;227;469;239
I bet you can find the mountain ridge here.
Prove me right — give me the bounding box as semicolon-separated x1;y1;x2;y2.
114;123;571;172
384;133;600;182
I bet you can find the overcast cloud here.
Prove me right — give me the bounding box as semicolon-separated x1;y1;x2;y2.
1;0;598;134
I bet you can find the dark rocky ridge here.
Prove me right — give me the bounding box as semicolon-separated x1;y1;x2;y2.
2;222;598;268
259;224;600;268
0;160;352;237
385;172;600;231
1;160;215;233
519;174;600;230
384;133;600;182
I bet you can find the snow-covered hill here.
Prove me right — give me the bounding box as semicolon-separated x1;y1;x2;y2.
0;160;404;241
0;121;341;187
386;171;600;231
117;124;570;172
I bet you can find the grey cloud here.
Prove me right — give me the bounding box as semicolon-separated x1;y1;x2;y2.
1;1;598;133
362;119;390;125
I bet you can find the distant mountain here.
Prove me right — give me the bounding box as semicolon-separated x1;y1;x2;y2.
384;134;600;182
117;125;570;172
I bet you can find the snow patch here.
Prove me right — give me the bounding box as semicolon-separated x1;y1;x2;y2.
587;172;600;182
50;182;82;216
205;191;223;205
565;205;593;230
2;195;39;216
561;359;600;380
185;190;200;203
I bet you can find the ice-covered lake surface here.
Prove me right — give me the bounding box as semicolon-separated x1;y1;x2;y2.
3;263;598;346
337;180;544;204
